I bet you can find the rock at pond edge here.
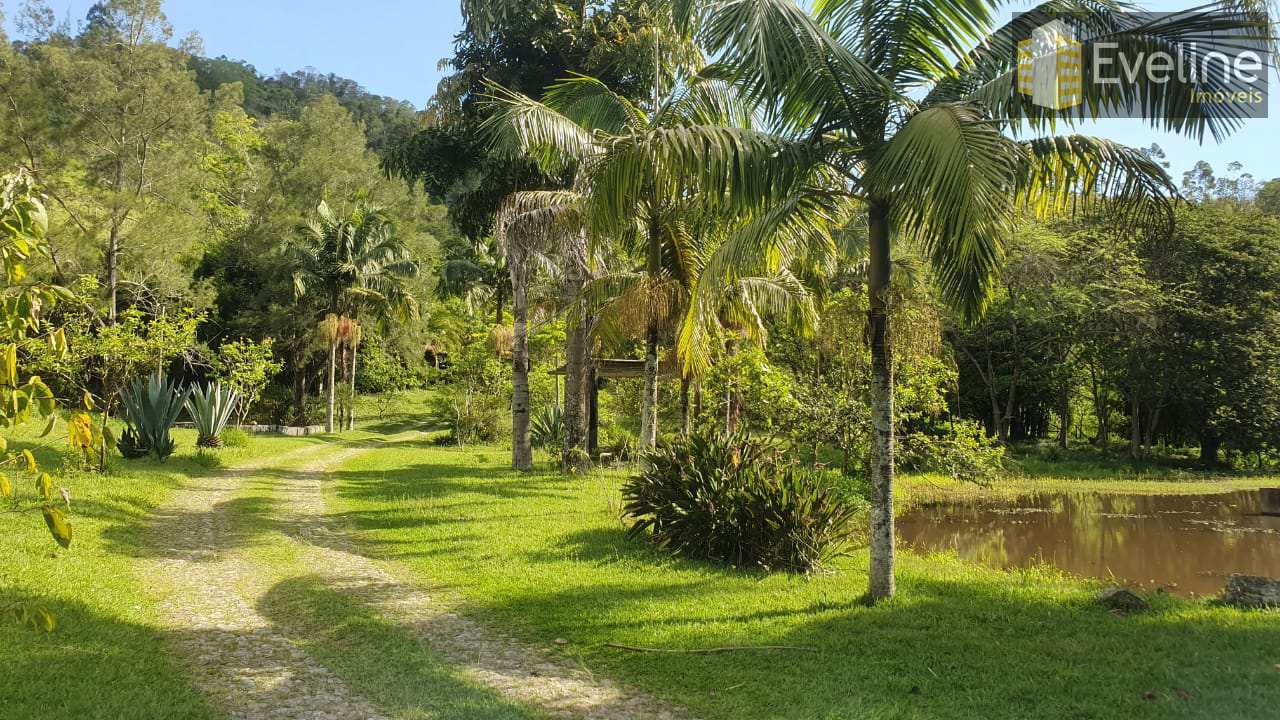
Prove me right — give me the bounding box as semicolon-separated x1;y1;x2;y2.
1097;587;1149;612
1221;575;1280;609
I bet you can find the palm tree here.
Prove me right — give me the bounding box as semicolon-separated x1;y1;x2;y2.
286;201;419;431
693;0;1270;601
494;190;589;470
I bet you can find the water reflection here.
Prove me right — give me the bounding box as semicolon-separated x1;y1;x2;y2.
898;490;1280;596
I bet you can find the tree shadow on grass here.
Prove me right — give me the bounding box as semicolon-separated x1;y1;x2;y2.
448;561;1280;720
256;574;545;720
0;592;217;720
337;462;576;505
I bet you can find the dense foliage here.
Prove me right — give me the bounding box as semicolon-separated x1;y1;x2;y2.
625;432;865;573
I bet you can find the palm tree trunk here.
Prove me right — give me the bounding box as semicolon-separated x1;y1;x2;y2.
325;341;336;433
292;345;307;425
639;215;661;452
867;203;896;603
640;320;659;450
347;341;358;431
680;376;691;437
511;281;533;471
562;265;590;473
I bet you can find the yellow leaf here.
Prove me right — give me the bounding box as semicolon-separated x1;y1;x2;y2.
22;449;36;473
82;390;94;411
0;345;15;387
33;607;56;633
0;475;11;499
42;505;71;549
69;413;93;450
39;414;56;438
0;434;6;452
36;472;52;501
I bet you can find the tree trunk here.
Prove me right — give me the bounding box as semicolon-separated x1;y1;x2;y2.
640;320;659;450
338;343;349;430
1057;386;1071;450
1144;405;1160;451
725;338;742;433
511;280;533;471
561;243;590;473
638;215;661;452
325;341;336;433
347;341;358;431
292;345;307;425
1200;430;1221;467
106;220;121;323
1129;394;1142;458
867;203;896;603
680;376;691;437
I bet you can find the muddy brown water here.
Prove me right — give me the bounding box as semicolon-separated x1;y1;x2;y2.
897;490;1280;596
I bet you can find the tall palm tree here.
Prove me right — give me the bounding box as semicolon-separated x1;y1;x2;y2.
286;201;419;431
693;0;1270;601
494;190;590;470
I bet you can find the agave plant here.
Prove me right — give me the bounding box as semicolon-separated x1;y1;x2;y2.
529;404;563;451
185;382;240;448
119;374;190;461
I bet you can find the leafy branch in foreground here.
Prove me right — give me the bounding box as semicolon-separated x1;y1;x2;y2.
0;168;76;631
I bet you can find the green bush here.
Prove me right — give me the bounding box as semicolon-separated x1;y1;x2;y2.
898;419;1005;483
427;389;505;446
624;432;863;573
220;428;250;448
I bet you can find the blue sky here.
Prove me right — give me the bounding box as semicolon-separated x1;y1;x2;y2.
5;0;1276;179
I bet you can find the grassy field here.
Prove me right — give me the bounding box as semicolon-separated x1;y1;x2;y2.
5;401;1278;720
0;421;322;720
330;437;1280;720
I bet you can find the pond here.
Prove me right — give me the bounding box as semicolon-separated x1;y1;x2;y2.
897;489;1280;596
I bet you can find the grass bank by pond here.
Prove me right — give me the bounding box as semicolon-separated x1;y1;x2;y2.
0;423;322;720
331;438;1280;720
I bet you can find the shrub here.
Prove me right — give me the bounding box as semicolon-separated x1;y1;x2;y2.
116;427;149;459
898;419;1005;483
119;374;190;461
220;428;250;448
184;382;240;448
624;432;863;573
427;388;505;446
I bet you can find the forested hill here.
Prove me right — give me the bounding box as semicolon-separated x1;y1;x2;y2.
188;56;419;157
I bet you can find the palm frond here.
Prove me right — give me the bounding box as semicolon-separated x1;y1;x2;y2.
484;83;599;173
869;102;1022;318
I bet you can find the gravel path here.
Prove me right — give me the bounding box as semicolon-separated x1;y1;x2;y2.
141;436;690;720
142;443;388;720
278;438;691;720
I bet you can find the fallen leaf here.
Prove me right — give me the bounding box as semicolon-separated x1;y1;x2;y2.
1173;688;1193;701
1143;692;1158;701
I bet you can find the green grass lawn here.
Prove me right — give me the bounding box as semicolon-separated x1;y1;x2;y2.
331;438;1280;720
0;422;323;720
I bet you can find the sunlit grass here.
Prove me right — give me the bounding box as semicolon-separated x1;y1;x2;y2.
331;437;1280;720
0;421;321;720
